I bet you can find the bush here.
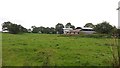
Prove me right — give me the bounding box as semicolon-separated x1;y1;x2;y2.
117;29;120;38
94;21;114;34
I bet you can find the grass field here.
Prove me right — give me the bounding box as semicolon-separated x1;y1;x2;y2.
2;33;119;66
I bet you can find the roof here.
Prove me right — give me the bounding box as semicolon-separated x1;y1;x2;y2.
63;28;73;30
81;27;93;29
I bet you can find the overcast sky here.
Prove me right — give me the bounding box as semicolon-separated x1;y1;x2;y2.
0;0;119;31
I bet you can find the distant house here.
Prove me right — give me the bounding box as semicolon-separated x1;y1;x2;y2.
63;28;81;34
63;28;73;34
81;27;95;34
63;27;95;34
2;27;9;33
2;30;9;33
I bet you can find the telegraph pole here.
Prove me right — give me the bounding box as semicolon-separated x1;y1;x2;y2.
117;1;120;68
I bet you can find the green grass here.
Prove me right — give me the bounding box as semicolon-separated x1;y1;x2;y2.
2;33;118;66
0;33;2;67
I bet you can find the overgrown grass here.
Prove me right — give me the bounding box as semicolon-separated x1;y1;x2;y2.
59;33;112;38
0;33;2;67
2;33;118;66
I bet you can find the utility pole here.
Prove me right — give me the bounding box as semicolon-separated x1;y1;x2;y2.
117;1;120;68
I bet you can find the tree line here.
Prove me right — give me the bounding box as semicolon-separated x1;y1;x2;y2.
1;21;120;37
2;21;28;34
1;21;75;34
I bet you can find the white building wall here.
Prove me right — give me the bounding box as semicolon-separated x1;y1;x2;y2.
81;31;95;34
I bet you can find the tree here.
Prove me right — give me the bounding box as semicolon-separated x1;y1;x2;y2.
32;27;39;33
70;25;75;29
2;21;28;34
65;22;75;29
31;26;56;34
38;26;45;33
44;27;51;34
8;24;20;34
117;29;120;38
18;25;28;33
84;23;94;28
65;22;72;28
50;27;56;34
111;26;117;36
2;21;12;31
31;26;42;33
31;26;36;29
55;23;64;34
28;29;32;33
94;21;113;34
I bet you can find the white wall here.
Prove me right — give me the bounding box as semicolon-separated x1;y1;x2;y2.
81;31;95;34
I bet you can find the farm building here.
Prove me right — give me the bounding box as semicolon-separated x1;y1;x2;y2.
2;27;9;33
2;30;9;33
63;28;81;34
81;27;95;34
63;27;95;34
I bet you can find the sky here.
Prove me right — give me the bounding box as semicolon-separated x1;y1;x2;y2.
0;0;119;31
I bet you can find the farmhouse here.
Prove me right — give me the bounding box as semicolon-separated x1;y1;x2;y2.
63;28;81;34
63;27;95;34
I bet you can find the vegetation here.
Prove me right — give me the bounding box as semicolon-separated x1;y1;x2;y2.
84;23;95;28
2;21;28;34
60;34;112;38
1;20;120;67
65;22;75;29
55;23;64;34
31;26;56;34
94;21;114;34
2;21;119;36
2;33;119;66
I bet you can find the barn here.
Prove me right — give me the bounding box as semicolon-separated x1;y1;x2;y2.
63;27;95;34
81;27;95;34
